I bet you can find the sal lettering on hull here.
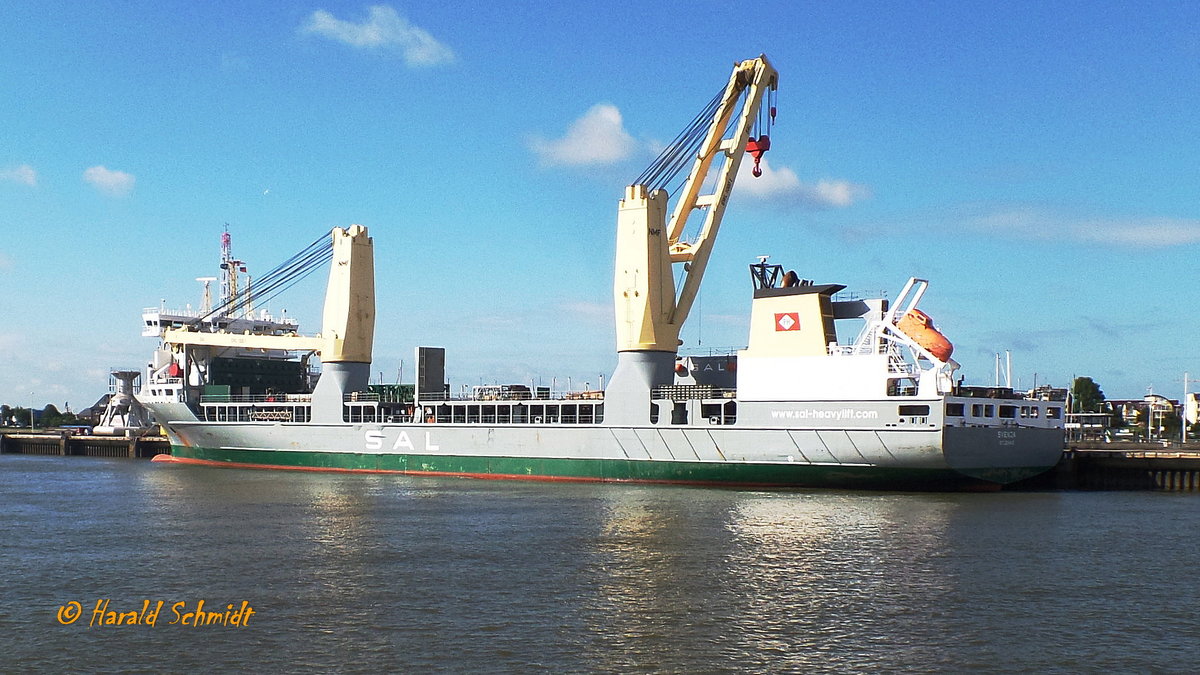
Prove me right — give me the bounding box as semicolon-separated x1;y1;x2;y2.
364;429;440;452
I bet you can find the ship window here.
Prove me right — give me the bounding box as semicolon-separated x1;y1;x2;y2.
971;404;983;417
899;405;930;416
671;402;688;425
999;405;1017;419
1047;407;1062;419
945;403;965;417
649;402;660;424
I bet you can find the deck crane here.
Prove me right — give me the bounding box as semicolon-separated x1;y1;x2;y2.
606;55;778;423
158;225;375;422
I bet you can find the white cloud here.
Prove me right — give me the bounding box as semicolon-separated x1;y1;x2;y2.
969;208;1200;248
300;5;455;66
736;157;801;196
83;165;135;196
1092;220;1200;247
806;180;870;208
562;300;612;323
0;164;37;186
529;103;638;166
735;158;869;209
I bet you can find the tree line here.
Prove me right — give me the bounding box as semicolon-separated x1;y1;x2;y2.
1;404;81;428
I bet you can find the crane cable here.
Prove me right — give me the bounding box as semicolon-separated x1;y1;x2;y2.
191;230;334;328
634;86;727;193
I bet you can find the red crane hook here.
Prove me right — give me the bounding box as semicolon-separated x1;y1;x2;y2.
746;135;770;178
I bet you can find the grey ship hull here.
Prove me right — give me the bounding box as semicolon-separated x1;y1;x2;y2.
148;398;1063;490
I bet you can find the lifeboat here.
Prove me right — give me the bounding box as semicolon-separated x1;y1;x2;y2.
896;309;953;362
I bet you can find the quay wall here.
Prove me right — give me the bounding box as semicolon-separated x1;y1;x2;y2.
0;432;168;459
1009;444;1200;492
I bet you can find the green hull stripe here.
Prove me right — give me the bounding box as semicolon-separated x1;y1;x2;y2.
166;445;1051;490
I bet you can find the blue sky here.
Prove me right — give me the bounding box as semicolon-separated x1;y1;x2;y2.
1;1;1198;410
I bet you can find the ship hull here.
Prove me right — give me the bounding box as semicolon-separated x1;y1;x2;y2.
152;419;1063;491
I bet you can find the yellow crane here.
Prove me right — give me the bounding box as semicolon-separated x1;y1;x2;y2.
607;55;778;422
159;225;374;422
159;224;374;362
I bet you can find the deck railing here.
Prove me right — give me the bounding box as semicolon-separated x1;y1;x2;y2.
200;393;312;404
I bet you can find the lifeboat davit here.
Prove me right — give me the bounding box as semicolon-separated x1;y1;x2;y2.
897;309;954;362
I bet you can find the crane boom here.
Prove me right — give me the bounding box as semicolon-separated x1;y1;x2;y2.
614;55;778;354
161;224;375;362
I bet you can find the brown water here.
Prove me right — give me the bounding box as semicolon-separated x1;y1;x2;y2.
3;454;1199;673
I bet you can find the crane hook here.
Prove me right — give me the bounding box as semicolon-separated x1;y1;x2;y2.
746;135;771;178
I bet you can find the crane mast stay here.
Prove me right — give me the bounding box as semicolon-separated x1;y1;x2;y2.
606;55;778;423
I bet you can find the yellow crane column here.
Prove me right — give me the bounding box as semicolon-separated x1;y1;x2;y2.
605;56;778;425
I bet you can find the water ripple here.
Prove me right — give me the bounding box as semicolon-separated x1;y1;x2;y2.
2;456;1199;672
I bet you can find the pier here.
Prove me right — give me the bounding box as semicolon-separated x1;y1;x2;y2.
0;431;168;459
1008;443;1200;491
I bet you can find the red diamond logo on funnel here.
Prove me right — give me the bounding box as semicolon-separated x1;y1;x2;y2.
775;312;799;331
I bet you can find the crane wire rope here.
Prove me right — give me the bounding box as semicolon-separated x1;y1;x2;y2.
634;87;726;193
191;230;334;327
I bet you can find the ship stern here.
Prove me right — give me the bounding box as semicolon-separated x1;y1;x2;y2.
942;426;1064;485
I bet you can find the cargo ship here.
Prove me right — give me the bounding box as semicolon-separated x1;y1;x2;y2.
139;56;1064;490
